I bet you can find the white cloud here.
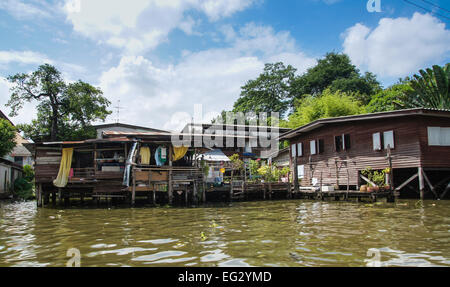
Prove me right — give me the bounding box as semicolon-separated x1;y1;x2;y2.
98;23;316;131
0;50;52;66
198;0;254;21
0;77;37;125
63;0;256;54
343;13;450;78
0;0;51;19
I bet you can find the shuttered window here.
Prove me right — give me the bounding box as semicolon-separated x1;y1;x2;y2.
373;132;381;151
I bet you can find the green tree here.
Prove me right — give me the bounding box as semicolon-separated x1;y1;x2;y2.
0;119;17;158
233;62;296;117
7;64;111;141
401;64;450;109
285;89;364;128
365;82;412;113
291;53;381;104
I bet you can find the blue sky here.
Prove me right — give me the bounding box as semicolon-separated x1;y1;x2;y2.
0;0;449;130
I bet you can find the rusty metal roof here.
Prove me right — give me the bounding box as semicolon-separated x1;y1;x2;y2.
102;130;259;139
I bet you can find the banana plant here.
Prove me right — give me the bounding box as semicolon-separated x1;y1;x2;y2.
402;64;450;109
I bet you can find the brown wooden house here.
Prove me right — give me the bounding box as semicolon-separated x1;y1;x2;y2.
25;131;205;207
280;108;450;199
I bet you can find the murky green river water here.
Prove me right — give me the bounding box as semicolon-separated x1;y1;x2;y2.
0;199;449;267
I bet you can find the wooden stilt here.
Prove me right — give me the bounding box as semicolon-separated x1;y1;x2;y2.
202;181;206;203
421;169;438;198
230;170;234;202
293;155;299;193
418;167;425;200
394;173;418;192
193;181;198;205
58;188;62;206
168;145;173;205
131;167;136;206
148;171;152;204
268;182;272;200
36;183;42;207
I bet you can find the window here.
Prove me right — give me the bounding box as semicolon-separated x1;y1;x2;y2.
428;127;450;146
373;132;381;151
310;140;316;155
383;130;394;149
344;134;351;150
14;156;23;166
297;143;303;157
318;139;325;154
335;134;351;151
335;135;343;152
291;144;296;157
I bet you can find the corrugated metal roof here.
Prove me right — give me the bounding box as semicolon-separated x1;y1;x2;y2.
93;122;169;133
102;131;259;139
280;108;450;140
195;149;231;162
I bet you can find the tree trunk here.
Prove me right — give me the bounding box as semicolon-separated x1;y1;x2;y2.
50;104;58;141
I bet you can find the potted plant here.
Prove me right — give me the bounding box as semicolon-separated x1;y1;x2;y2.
362;167;387;192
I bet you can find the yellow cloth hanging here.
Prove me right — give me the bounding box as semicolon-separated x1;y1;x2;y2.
53;148;74;188
140;146;151;165
172;146;188;161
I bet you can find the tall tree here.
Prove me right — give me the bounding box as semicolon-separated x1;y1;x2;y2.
0;119;17;158
291;52;381;104
401;64;450;109
233;62;296;118
7;64;112;141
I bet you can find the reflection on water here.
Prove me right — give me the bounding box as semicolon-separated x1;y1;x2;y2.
0;199;449;267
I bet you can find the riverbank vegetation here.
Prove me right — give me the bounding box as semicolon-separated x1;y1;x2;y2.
217;52;449;129
13;165;35;200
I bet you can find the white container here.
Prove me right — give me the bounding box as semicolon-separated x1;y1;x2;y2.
321;185;334;192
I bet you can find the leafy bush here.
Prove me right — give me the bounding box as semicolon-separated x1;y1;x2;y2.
13;178;34;200
229;154;244;171
361;167;386;187
23;164;35;181
0;118;17;158
257;164;289;182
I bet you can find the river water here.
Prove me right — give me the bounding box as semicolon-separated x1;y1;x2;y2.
0;199;449;267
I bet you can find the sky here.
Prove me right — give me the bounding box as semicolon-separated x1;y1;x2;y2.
0;0;449;132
